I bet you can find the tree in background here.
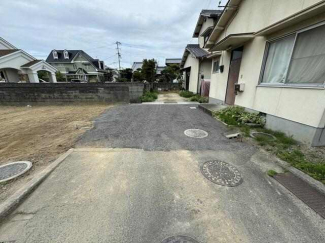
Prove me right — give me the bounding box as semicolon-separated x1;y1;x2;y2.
38;71;50;81
55;71;65;82
104;70;114;82
141;59;156;82
117;68;133;82
132;68;144;81
160;64;181;83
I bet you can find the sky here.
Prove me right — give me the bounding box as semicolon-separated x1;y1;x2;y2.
0;0;227;69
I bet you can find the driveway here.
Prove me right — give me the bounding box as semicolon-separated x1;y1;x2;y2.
0;104;324;243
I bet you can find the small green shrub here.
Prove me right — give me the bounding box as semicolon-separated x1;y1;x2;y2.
179;90;195;98
267;170;278;177
213;106;265;126
140;92;158;102
277;150;325;183
190;95;208;103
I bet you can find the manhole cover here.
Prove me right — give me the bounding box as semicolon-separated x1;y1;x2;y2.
161;235;200;243
201;160;242;187
0;161;32;183
184;129;208;138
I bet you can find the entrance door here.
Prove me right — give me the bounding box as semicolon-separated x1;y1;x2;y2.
185;69;190;91
225;47;243;105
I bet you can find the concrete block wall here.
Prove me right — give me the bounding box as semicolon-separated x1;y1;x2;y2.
0;83;144;104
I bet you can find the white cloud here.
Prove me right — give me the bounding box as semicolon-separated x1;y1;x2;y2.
0;0;227;68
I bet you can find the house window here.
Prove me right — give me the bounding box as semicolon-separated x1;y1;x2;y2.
213;60;220;73
64;50;69;59
261;22;325;86
53;50;58;59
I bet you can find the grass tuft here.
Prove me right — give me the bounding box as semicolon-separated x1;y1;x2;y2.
267;170;278;177
179;90;195;98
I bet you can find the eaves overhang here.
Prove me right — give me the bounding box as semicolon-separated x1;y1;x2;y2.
209;33;254;52
206;0;243;48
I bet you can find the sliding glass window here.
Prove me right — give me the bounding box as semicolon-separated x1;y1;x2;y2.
261;22;325;86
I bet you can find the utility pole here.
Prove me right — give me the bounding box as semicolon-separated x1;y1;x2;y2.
116;41;121;70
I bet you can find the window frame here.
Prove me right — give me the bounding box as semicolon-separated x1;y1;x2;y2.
63;50;69;59
259;21;325;88
53;50;58;59
212;59;220;73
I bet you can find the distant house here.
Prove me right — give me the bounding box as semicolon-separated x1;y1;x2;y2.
46;50;106;82
0;37;57;83
156;66;166;75
131;62;143;72
180;10;222;93
105;67;119;82
206;0;325;146
165;58;182;66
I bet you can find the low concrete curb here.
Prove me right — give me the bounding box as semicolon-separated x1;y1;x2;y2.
201;104;325;196
198;104;213;116
0;149;74;220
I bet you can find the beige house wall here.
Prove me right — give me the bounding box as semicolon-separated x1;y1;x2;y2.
183;54;199;93
199;59;212;80
216;0;321;43
209;0;325;144
199;18;214;48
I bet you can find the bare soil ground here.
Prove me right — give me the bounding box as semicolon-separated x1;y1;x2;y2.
0;104;111;203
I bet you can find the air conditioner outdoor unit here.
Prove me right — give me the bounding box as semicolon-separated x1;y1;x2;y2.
235;83;245;92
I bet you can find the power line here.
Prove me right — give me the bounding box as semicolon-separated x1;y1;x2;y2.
116;41;121;70
206;0;212;8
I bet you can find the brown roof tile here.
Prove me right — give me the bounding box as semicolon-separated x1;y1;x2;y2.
21;60;42;68
0;49;19;57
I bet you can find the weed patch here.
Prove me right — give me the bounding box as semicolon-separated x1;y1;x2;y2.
267;170;278;177
212;106;325;184
140;91;158;102
190;95;208;103
213;106;265;126
179;90;195;98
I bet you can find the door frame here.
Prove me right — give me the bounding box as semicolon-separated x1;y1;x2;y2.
225;47;244;105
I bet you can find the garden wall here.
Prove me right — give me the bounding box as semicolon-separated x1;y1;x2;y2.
0;83;144;104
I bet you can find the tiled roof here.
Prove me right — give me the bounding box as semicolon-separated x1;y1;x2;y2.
0;49;19;57
186;44;209;58
21;60;42;68
181;44;210;67
46;50;80;63
46;50;104;70
166;58;182;65
200;9;223;18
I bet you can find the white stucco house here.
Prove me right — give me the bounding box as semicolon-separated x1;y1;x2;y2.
206;0;325;146
0;37;57;83
180;10;222;95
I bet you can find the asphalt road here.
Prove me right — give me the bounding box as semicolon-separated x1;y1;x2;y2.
1;104;325;242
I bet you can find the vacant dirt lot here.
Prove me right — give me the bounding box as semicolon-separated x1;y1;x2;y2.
0;104;110;202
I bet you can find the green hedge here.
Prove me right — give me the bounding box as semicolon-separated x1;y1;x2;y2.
140;91;158;102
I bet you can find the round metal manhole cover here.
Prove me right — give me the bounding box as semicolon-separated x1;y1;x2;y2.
201;160;242;187
184;129;208;138
161;235;200;243
0;161;32;183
